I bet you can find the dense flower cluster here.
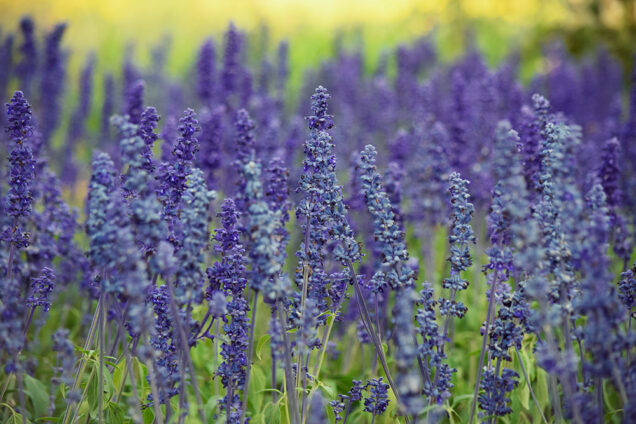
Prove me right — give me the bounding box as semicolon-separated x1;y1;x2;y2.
1;16;636;424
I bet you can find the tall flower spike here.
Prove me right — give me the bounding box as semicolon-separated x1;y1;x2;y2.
196;38;216;103
265;157;292;252
212;200;250;422
0;34;14;112
39;23;67;149
62;54;95;186
17;17;37;98
234;108;257;213
137;106;161;174
243;160;288;301
358;144;414;290
113;115;167;270
2;91;36;249
100;73;115;148
439;172;475;319
222;22;241;101
575;184;625;383
174;168;216;307
125;79;145;125
197;105;223;185
86;152;116;268
156;108;200;246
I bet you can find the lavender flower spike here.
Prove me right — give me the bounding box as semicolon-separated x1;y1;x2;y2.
2;91;36;251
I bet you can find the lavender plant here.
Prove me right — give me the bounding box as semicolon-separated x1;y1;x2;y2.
1;16;635;424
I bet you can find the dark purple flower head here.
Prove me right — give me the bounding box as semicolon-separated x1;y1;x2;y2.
306;86;334;131
39;22;67;148
235;108;256;164
478;367;519;419
100;73;115;144
598;137;621;210
3;91;36;250
358;144;413;289
222;22;242;99
363;378;390;416
125;79;145;125
17;17;37;97
6;90;34;142
276;40;289;94
138;106;160;173
441;172;475;296
619;263;636;311
27;267;56;312
173;108;200;162
0;34;14;106
196;38;216;103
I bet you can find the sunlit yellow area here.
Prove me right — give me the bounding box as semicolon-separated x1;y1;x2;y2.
0;0;572;76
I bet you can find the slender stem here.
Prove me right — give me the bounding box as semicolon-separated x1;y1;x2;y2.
341;399;352;424
120;327;144;424
227;379;233;424
489;358;502;424
375;295;382;344
311;271;354;381
609;356;628;404
69;367;97;424
15;361;27;424
62;297;102;424
299;352;311;423
277;301;300;424
469;270;500;424
413;332;430;389
514;346;548;424
144;342;164;424
214;320;220;396
109;321;123;357
23;307;36;336
371;413;376;424
6;219;17;283
165;279;207;424
99;292;105;424
272;353;278;403
628;307;633;367
297;261;310;388
240;292;259;422
0;373;13;403
548;374;563;423
347;260;407;423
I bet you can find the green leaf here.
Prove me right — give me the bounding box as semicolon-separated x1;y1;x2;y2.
24;374;49;418
105;401;126;423
248;365;267;412
263;402;281;424
255;335;271;361
113;358;126;392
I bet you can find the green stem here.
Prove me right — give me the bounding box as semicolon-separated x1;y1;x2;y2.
239;292;259;423
468;270;500;424
144;342;164;424
15;362;27;424
62;297;102;424
277;301;300;424
99;292;105;424
165;279;207;424
515;346;548;424
347;260;407;423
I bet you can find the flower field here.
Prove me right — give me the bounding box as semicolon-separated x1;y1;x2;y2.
0;6;635;424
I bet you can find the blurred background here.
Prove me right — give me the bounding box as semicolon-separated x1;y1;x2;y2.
1;0;634;85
